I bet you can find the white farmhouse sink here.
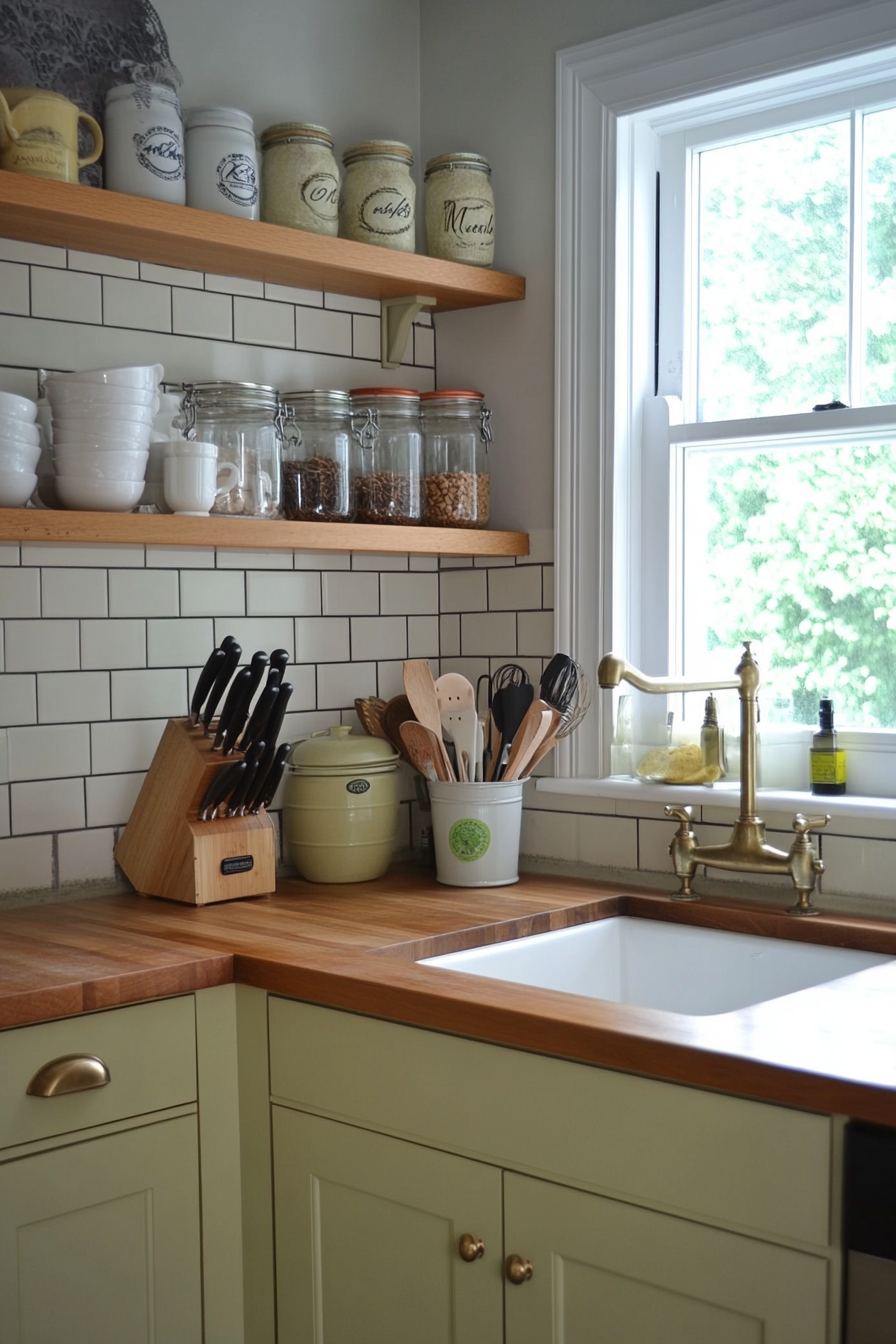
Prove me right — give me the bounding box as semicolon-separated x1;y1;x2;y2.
419;917;893;1016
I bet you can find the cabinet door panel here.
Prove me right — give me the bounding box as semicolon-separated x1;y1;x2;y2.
0;1116;202;1344
273;1107;503;1344
504;1172;829;1344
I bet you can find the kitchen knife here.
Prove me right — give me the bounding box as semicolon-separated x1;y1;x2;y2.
249;741;291;815
227;739;266;814
190;647;226;726
201;640;242;734
238;676;280;754
269;648;290;687
218;651;269;755
198;760;247;820
212;666;254;752
245;683;293;809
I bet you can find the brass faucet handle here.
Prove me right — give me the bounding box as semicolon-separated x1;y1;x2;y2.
664;806;694;829
792;813;830;836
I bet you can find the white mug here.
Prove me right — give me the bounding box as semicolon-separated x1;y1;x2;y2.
163;443;239;516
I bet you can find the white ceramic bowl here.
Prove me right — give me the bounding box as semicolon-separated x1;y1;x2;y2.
0;440;42;474
0;417;41;446
50;363;163;391
0;470;38;507
51;425;153;453
55;476;146;512
52;403;156;429
54;449;149;481
48;382;158;410
0;390;38;423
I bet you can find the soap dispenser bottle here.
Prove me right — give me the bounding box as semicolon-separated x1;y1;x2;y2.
700;694;727;784
810;698;846;795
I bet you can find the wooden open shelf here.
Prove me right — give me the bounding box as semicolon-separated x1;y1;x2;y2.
0;174;525;311
0;509;529;557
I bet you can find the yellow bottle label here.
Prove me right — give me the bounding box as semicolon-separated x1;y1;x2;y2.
810;750;846;785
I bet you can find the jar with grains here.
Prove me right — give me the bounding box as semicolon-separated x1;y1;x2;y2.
424;153;494;267
350;388;422;525
180;382;282;519
280;390;355;523
185;107;259;220
260;123;339;235
420;390;491;529
339;141;416;252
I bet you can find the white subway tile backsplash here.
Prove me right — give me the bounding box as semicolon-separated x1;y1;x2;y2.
0;261;30;316
325;292;380;316
317;660;377;710
440;569;487;613
517;610;554;657
376;660;407;700
111;668;187;720
103;276;171;332
461;611;516;656
295;616;350;664
0;674;37;726
58;827;116;885
414;324;435;367
408;615;439;658
233;296;295;348
91;717;166;774
322;571;379;616
351;616;407;663
543;565;554;609
0;729;8;784
205;272;265;296
352;314;381;360
147;617;215;668
0;238;65;267
352;553;407;571
0;568;40;617
86;771;145;828
180;569;245;616
0;834;53;892
295;306;352;356
172;287;233;340
5;619;80;672
7;723;90;781
37;672;110;724
265;282;323;307
81;619;146;670
216;548;293;570
21;543;144;567
380;572;439;615
293;551;350;570
41;567;108;618
12;777;85;835
68;251;139;279
440;613;460;657
820;834;896;899
246;571;321;617
0;543;21;565
409;555;438;571
488;565;542;611
141;261;204;288
109;568;179;618
31;266;102;324
0;785;7;838
211;616;295;660
146;546;216;569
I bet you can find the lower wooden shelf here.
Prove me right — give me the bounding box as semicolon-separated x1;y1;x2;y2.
0;509;529;557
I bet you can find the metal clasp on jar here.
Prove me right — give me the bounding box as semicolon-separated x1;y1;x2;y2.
275;401;301;451
351;407;380;450
480;406;492;448
180;384;198;441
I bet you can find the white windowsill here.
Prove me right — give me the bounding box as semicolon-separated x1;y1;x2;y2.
536;776;896;822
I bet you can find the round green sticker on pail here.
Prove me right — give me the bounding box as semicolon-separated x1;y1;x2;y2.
448;817;491;862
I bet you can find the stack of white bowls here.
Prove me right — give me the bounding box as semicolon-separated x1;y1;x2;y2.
47;364;163;512
0;391;41;507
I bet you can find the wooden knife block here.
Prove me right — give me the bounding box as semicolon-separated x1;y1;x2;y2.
115;718;277;905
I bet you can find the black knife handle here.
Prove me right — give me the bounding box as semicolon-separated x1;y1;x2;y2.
198;760;246;820
213;667;254;751
250;742;291;814
228;740;266;814
220;652;269;755
190;647;226;725
202;642;242;734
260;681;293;754
239;679;279;755
269;649;290;687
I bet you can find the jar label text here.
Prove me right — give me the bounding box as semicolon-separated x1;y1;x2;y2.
217;153;258;207
359;186;413;236
301;172;339;220
133;125;185;181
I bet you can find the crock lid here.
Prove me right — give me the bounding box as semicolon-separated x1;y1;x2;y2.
342;139;414;167
424;152;490;177
260;122;333;148
288;725;398;771
185;106;254;133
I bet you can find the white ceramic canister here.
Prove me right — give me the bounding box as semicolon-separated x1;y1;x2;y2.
339;140;415;252
260;123;339;235
424;152;495;266
104;82;185;204
185;107;259;219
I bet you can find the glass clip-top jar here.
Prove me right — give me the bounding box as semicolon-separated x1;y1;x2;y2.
420;390;491;528
180;381;282;518
350;388;422;525
280;390;355;522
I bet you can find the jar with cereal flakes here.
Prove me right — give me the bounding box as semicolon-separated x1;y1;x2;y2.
350;388;422;525
420;390;491;529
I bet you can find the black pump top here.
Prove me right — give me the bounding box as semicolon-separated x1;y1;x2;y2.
818;698;835;732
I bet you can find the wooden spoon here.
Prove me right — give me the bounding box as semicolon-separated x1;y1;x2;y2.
434;673;478;784
403;659;454;780
382;694;417;763
524;725;562;776
503;702;560;782
399;721;452;782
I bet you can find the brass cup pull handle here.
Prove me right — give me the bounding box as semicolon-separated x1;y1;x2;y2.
458;1233;485;1262
26;1054;111;1098
506;1254;533;1285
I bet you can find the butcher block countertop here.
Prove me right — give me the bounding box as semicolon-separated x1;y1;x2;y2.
2;867;896;1126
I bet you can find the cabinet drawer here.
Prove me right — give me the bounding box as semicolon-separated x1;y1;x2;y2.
0;997;197;1151
269;997;832;1249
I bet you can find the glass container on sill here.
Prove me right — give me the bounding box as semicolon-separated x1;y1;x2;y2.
420;389;491;529
280;390;355;522
349;388;422;525
179;381;282;518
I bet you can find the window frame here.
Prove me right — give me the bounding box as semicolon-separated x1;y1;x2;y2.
554;0;896;780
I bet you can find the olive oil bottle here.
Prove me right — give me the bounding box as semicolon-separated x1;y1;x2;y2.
810;698;846;795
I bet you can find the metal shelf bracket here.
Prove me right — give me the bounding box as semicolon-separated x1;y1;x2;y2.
380;294;436;369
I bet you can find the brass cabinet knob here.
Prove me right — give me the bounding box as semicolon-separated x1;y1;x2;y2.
26;1054;111;1097
458;1233;485;1262
506;1254;533;1285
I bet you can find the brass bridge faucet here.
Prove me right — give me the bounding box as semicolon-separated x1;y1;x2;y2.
597;642;829;915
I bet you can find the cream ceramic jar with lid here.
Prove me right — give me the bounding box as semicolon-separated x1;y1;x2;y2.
424;152;494;266
339;140;416;252
185;106;259;219
260;123;340;234
284;726;400;883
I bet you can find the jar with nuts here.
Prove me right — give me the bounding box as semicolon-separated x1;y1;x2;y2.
420;390;491;529
349;388;422;525
280;390;355;522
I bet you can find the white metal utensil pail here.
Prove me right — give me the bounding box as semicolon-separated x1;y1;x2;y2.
427;779;524;887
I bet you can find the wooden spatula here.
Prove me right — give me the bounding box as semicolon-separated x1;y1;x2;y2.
503;702;561;781
399;721;452;782
434;673;478;784
403;659;455;780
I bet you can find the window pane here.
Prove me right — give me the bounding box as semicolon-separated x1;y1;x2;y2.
696;123;850;421
682;441;896;727
863;107;896;405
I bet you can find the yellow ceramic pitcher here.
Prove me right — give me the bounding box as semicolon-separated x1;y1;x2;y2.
0;87;103;183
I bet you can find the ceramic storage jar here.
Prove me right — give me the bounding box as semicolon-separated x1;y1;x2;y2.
280;390;355;522
420;389;491;528
339;140;416;251
424;152;495;266
185;106;259;219
104;82;185;204
284;726;400;883
179;381;282;518
259;123;340;234
350;387;422;525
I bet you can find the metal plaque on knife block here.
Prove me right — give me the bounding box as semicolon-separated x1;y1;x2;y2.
115;718;277;905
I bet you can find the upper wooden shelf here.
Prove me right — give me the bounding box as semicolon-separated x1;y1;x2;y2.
0;509;529;557
0;174;525;311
